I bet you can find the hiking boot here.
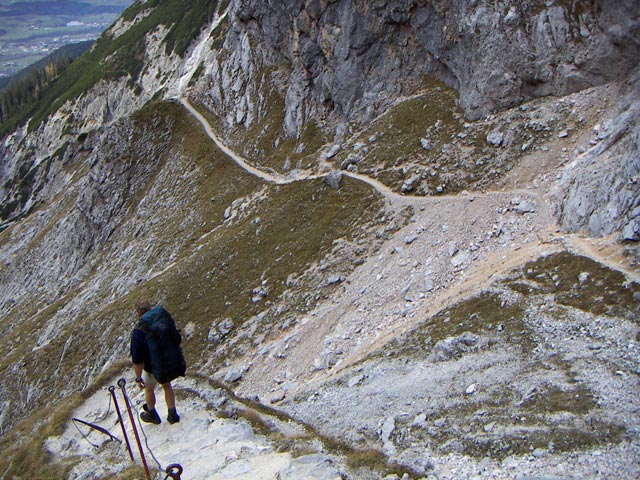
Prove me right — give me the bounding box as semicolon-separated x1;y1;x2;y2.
167;408;180;424
140;408;161;424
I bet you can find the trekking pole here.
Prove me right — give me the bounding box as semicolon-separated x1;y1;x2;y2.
165;463;184;480
109;386;134;462
118;378;151;480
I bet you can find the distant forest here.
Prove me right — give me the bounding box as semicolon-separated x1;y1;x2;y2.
0;1;122;16
0;41;92;129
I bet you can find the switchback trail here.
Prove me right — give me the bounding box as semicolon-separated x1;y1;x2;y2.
180;97;638;282
180;97;541;206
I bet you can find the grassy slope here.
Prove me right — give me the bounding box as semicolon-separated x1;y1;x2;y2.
0;2;636;477
0;99;384;476
0;0;222;136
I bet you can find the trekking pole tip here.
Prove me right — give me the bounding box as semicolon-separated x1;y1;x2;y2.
108;386;116;393
117;378;127;388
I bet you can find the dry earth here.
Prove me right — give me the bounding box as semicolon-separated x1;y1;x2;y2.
46;81;639;480
185;83;638;400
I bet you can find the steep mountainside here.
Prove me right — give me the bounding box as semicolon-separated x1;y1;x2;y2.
0;1;639;479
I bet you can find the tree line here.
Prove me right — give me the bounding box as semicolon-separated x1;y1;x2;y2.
0;57;73;125
0;41;91;135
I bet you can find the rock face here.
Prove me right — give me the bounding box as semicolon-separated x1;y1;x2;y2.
3;1;640;227
211;0;640;138
557;71;640;238
0;1;639;478
201;0;640;239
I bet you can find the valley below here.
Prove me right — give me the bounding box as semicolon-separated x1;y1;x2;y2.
0;1;638;479
0;0;133;78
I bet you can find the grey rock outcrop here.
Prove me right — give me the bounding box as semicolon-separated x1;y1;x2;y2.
205;0;640;142
557;71;640;239
324;171;343;189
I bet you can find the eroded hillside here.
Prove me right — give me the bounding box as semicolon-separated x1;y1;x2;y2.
0;1;638;479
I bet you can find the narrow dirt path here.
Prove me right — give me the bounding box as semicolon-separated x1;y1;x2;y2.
181;97;544;206
181;97;637;282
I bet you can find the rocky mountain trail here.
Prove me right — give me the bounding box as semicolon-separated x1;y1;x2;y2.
46;376;350;480
1;1;640;479
178;85;639;479
38;87;640;478
182;85;634;378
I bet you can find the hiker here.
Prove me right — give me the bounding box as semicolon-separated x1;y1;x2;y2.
130;299;185;425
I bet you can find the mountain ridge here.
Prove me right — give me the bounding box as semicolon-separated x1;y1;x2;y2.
0;1;639;478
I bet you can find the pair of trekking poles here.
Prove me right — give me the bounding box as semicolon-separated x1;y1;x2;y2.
76;377;183;480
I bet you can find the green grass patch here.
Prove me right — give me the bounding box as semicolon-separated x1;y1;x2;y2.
514;252;640;319
350;81;462;166
520;382;595;415
379;291;529;361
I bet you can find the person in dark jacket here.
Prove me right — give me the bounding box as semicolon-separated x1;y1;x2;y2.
131;299;180;424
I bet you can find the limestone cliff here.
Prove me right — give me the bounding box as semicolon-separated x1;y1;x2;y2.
0;1;639;478
208;0;639;130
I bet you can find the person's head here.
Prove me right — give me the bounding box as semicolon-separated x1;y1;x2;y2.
135;299;152;317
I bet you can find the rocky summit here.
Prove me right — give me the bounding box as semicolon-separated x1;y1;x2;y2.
0;1;639;479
